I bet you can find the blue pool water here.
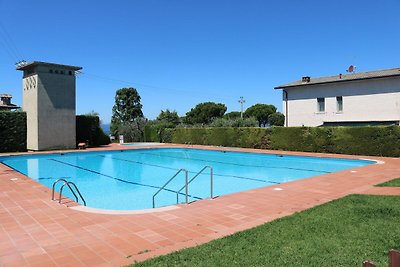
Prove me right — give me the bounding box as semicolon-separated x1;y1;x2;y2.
0;148;374;210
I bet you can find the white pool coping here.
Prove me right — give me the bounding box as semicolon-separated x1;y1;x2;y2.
70;204;180;215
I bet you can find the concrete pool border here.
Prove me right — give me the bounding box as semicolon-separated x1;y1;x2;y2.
71;205;180;215
1;143;400;266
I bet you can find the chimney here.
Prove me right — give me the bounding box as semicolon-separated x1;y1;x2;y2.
302;76;311;83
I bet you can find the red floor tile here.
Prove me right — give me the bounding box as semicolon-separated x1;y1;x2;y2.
1;144;400;266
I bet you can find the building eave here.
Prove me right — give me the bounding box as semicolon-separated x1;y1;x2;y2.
274;68;400;90
16;61;82;71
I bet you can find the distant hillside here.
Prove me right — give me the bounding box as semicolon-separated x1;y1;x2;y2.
101;123;110;135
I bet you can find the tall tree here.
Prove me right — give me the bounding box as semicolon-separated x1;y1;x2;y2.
268;112;285;126
184;102;227;124
111;87;143;136
223;111;241;120
244;104;277;126
156;109;180;126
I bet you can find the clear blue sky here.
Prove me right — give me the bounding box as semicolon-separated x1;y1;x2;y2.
1;0;399;123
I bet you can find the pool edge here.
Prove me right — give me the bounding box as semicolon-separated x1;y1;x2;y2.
70;204;180;215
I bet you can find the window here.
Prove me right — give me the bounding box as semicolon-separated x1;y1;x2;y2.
317;98;325;112
68;71;72;75
336;96;343;112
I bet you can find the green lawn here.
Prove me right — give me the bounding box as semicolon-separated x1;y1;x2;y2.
376;178;400;187
133;195;400;267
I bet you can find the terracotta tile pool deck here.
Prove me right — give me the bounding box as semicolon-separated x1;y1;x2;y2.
1;143;399;266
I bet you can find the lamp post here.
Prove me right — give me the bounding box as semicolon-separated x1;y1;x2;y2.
238;96;245;119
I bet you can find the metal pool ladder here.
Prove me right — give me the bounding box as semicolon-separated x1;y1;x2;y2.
176;165;213;204
51;178;86;206
152;166;214;208
153;169;188;208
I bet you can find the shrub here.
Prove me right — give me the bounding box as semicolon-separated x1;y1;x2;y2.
223;111;241;119
170;127;271;149
209;117;258;127
331;126;400;157
144;121;176;143
0;111;27;152
117;118;147;143
76;115;110;147
150;126;400;157
268;112;285;126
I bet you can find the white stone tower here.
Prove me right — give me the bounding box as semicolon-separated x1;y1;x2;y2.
17;61;82;150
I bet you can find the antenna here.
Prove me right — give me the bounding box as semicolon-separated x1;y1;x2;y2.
15;60;27;68
238;96;245;119
346;65;356;73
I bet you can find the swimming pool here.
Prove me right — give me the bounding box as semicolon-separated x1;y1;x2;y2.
0;148;374;210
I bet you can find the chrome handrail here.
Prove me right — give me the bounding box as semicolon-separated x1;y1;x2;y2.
52;178;69;200
176;166;213;203
59;181;86;206
52;179;86;206
152;168;188;208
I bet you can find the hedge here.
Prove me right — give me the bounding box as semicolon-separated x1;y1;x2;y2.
0;111;27;152
144;124;174;143
144;126;400;157
76;115;110;147
0;113;110;153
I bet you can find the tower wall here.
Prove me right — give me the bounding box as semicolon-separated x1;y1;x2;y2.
19;62;81;150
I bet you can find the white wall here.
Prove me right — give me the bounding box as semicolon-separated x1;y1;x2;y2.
22;64;76;150
22;74;39;150
282;77;400;126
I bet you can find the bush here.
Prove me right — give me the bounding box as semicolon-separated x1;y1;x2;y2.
269;127;335;153
147;126;400;157
171;127;271;149
118;118;146;143
144;122;175;143
331;126;400;157
268;112;285;126
0;111;27;152
76;115;110;147
209;117;258;127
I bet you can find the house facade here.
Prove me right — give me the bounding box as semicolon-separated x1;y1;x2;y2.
274;68;400;127
0;94;19;110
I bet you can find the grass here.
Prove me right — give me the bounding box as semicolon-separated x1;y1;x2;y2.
133;195;400;267
376;178;400;187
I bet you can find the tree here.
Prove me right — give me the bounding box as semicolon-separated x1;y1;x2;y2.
111;87;143;136
184;102;227;124
156;109;180;126
223;111;241;120
268;112;285;126
85;110;99;117
209;117;258;127
244;104;277;127
118;118;146;142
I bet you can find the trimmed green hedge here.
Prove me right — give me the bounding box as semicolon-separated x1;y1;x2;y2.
76;115;110;147
144;124;174;143
0;113;110;153
144;125;400;157
0;111;27;152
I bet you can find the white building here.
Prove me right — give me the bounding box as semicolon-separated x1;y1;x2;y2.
17;61;82;150
274;68;400;127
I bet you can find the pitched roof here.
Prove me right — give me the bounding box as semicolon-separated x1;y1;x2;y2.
274;68;400;89
0;103;18;109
